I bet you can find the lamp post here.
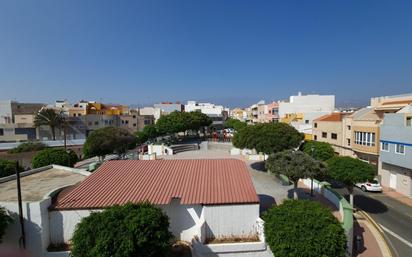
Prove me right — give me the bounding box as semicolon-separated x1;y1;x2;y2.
310;146;315;197
15;161;26;249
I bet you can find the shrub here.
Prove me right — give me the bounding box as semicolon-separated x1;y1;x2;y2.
7;142;47;154
0;160;24;178
303;140;335;161
264;200;346;257
71;203;173;257
32;148;78;168
0;206;12;243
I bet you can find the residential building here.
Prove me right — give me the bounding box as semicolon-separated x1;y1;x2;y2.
120;114;139;133
278;92;335;139
154;101;184;114
185;101;229;127
379;105;412;197
313;112;356;157
265;101;279;123
250;100;265;123
230;108;248;122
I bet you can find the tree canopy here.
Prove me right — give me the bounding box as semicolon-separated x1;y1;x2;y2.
155;111;211;136
0;206;12;243
32;148;78;168
83;127;137;158
7;142;48;154
71;203;173;257
264;200;346;257
303;141;335;161
224;118;247;131
233;123;303;154
266;150;328;198
34;108;64;140
0;159;24;178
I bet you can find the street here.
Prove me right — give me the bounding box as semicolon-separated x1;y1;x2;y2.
334;187;412;257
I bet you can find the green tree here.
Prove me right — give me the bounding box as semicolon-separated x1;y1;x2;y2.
266;150;327;199
233;123;303;154
156;111;188;135
34;108;64;140
0;160;24;178
71;203;173;257
32;148;78;168
264;200;346;257
186;111;212;133
326;156;375;206
303;141;335;161
0;206;12;243
224;118;247;131
83;127;137;158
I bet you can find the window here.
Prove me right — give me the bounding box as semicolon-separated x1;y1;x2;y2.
0;128;3;136
331;133;337;140
347;138;351;146
125;120;129;124
78;113;82;116
314;135;317;140
133;123;137;127
94;121;99;125
73;113;77;117
133;115;136;118
314;123;317;128
381;142;389;152
354;131;376;146
407;117;412;127
347;125;351;130
305;120;309;124
322;132;327;138
395;144;405;155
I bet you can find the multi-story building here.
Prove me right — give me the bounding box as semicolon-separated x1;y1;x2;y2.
230;108;248;122
249;100;265;123
266;101;279;123
185;101;229;127
154;102;183;114
379;105;412;197
313;112;355;157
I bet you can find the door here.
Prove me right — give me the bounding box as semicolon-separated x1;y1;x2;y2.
389;173;397;189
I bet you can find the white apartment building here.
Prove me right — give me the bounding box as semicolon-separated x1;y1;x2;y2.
185;101;228;116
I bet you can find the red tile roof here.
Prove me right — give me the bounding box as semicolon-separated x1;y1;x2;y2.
53;159;259;210
314;113;345;122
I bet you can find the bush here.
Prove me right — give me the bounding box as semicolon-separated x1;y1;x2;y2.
0;206;12;243
7;142;48;154
32;148;78;168
303;141;335;161
232;123;303;154
71;203;173;257
0;159;24;178
264;200;346;257
224;118;247;131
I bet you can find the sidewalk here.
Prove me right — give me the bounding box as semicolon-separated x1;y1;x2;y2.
381;186;412;207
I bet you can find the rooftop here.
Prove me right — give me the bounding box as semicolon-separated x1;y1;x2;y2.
314;112;346;122
53;159;259;210
0;165;89;202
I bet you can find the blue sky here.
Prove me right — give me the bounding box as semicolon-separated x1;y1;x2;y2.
0;0;411;108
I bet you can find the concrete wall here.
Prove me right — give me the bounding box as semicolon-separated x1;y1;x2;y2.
379;162;412;197
278;94;335;119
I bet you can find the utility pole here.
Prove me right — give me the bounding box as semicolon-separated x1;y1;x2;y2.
310;146;315;197
15;161;26;249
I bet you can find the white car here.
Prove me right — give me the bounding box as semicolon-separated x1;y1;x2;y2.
355;179;382;192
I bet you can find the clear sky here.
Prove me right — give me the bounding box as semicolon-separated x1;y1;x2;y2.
0;0;411;108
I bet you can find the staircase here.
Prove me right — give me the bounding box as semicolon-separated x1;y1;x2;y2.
171;143;199;154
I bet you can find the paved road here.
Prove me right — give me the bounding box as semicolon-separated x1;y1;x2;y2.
334;187;412;257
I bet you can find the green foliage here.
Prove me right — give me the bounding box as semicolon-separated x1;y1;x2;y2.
32;148;78;168
224;118;247;131
7;142;48;154
265;150;328;185
303;141;335;161
135;125;159;145
233;123;303;154
71;203;173;257
0;206;12;243
155;111;211;136
326;156;375;191
0;159;24;178
34;108;64;140
186;111;212;132
83;127;137;158
264;200;346;257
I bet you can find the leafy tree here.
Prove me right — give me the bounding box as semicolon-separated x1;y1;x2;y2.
233;123;303;154
32;148;78;168
186;111;212;133
0;160;24;178
326;156;375;206
71;203;173;257
303;141;335;161
34;108;64;140
224;118;247;131
0;206;12;243
135;125;159;145
83;127;137;158
7;142;47;154
156;111;188;135
264;200;346;257
266;150;327;199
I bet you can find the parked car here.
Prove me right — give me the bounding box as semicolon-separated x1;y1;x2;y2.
355;179;382;192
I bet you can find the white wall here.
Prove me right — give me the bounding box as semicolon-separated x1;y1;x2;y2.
185;101;226;116
278;94;335;120
0;100;12;124
49;210;94;244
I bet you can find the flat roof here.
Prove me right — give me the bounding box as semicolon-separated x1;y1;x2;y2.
54;159;259;210
0;166;88;202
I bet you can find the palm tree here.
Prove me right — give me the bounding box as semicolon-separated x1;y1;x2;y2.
34;108;64;140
